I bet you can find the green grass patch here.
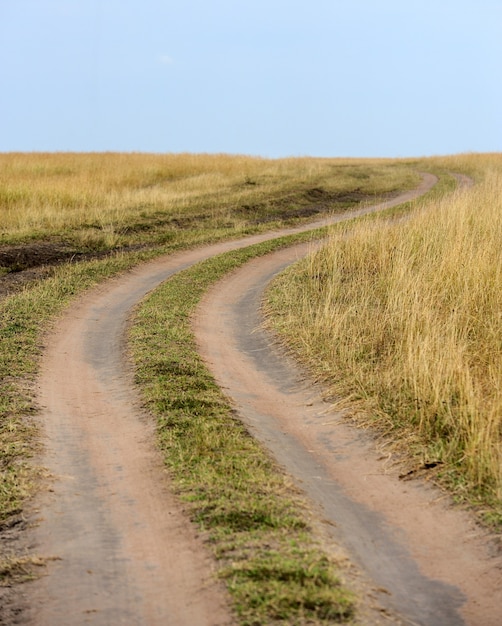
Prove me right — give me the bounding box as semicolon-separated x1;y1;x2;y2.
129;237;356;624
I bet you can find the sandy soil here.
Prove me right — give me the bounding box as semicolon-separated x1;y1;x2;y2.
16;275;234;626
7;173;493;625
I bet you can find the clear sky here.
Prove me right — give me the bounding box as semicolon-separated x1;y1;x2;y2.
1;0;501;158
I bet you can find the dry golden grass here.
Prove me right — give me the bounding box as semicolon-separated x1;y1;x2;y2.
0;152;417;250
267;154;502;513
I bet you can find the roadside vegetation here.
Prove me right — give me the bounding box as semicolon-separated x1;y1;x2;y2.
0;152;416;620
266;153;502;526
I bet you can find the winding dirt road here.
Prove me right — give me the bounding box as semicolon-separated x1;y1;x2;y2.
194;243;502;626
12;173;500;625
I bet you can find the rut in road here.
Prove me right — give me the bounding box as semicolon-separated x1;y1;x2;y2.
20;174;442;624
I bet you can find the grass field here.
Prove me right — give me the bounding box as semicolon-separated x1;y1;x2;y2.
1;151;498;621
266;153;502;525
0;152;416;251
0;153;419;622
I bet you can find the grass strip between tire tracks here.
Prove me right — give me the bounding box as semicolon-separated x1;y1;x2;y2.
129;232;360;625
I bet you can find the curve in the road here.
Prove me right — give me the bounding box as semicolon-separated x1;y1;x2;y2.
22;173;453;624
194;243;502;626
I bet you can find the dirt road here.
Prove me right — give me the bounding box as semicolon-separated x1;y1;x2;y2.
194;244;502;626
14;172;499;624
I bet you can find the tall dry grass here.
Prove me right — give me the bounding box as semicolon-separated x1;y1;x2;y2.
0;153;416;249
267;154;502;506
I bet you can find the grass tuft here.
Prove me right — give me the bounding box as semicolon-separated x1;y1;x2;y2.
0;555;47;586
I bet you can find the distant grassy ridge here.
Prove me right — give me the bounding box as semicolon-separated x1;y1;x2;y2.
266;153;502;524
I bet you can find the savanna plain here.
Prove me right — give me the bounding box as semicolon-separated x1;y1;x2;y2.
0;152;501;624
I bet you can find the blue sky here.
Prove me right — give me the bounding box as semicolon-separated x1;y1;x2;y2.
1;0;501;157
